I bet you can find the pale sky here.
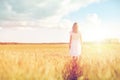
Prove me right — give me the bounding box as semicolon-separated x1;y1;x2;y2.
0;0;120;43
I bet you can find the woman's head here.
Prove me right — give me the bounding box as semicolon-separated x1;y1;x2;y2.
72;22;79;33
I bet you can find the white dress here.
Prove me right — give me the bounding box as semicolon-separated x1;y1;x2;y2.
70;32;81;56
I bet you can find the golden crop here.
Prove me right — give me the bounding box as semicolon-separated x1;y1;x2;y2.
0;43;120;80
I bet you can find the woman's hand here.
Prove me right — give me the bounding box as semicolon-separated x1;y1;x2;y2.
69;45;71;49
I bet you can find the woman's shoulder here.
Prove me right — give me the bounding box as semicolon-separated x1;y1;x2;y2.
69;31;73;35
70;31;81;34
69;31;76;35
70;31;81;36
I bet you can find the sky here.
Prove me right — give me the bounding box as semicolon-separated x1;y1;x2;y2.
0;0;120;43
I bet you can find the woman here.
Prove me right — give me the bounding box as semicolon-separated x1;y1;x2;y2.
69;22;82;60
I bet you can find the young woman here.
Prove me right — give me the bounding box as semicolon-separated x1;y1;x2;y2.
69;22;82;60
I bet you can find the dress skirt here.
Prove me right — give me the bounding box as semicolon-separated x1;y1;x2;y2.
70;40;81;56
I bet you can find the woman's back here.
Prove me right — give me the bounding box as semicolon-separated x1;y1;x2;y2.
70;32;81;56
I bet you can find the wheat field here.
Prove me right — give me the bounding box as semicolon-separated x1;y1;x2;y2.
0;43;120;80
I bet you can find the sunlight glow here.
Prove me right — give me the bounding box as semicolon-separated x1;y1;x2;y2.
83;27;109;42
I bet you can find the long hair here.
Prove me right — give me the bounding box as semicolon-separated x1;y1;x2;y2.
72;23;79;33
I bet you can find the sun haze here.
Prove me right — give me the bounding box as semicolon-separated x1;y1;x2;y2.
0;0;120;43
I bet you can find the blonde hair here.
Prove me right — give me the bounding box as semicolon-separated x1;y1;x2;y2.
72;22;79;33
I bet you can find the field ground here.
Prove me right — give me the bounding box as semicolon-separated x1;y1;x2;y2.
0;43;120;80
